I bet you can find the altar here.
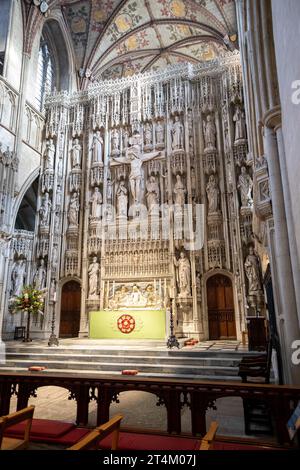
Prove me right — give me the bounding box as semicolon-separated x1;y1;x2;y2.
89;309;166;339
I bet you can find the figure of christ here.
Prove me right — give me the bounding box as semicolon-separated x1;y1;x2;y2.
111;133;161;203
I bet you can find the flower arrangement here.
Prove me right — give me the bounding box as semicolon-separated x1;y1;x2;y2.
12;285;44;315
12;285;44;342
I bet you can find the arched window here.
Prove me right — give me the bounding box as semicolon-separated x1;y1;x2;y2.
35;37;56;111
0;0;12;76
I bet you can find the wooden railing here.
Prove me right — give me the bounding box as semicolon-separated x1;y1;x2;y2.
0;371;299;444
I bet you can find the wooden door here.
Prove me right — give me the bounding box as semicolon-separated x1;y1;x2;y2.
207;275;236;340
60;281;81;338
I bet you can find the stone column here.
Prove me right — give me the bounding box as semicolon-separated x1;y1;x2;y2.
0;238;11;345
264;120;300;384
276;125;300;326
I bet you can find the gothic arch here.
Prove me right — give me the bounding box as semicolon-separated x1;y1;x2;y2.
12;168;40;231
42;13;76;92
59;279;81;338
56;276;82;335
29;11;77;103
203;270;241;341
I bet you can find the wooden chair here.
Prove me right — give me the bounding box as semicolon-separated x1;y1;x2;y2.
68;414;123;451
0;406;35;450
199;421;219;450
238;345;273;435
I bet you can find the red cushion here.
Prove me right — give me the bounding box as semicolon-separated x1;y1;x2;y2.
6;427;90;445
47;428;90;446
99;432;199;450
5;418;75;438
121;370;139;375
213;442;281;451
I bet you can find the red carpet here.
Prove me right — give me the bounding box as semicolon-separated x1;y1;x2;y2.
5;418;75;438
3;419;286;450
99;432;200;450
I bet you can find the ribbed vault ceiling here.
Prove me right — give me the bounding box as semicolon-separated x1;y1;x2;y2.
48;0;238;81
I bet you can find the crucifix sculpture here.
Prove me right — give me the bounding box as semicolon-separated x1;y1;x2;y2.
112;132;162;204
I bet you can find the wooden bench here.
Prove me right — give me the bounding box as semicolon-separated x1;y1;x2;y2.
68;414;123;451
199;421;218;450
0;406;35;450
68;419;218;451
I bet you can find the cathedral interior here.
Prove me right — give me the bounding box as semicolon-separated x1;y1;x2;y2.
0;0;300;454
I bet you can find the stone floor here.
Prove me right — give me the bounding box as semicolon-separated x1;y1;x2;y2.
9;384;272;442
6;339;273;449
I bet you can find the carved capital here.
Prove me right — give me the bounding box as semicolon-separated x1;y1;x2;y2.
263;106;282;131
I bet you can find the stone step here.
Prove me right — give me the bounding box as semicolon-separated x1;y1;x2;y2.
1;340;266;381
1;358;239;376
4;352;242;367
4;346;255;359
0;365;242;382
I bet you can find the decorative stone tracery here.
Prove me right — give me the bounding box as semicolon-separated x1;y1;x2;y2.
2;54;264;341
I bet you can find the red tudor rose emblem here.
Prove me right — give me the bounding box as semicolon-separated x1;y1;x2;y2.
117;314;135;334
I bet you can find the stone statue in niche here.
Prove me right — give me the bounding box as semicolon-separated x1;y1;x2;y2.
206;174;219;214
104;204;114;224
174;251;191;298
203;114;216;151
116;180;128;217
11;259;26;297
90;187;102;218
106;177;115;204
244;246;263;296
233;104;247;142
70;138;82;169
52;245;58;269
187;110;194;153
54;211;60;232
44;139;55;170
88;256;100;298
123;127;130;150
111;129;120;155
144;122;152;147
226;161;234;193
56;184;62;208
112;132;160;204
156;121;164;145
39;192;52;227
224;128;230;153
237;166;253;208
91;131;103;163
260;180;270;201
173;174;186;207
146;175;159;214
171;116;184;151
68;192;80;227
34;258;46;290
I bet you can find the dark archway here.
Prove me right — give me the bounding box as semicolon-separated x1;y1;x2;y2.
15;177;39;231
60;281;81;338
207;274;236;340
